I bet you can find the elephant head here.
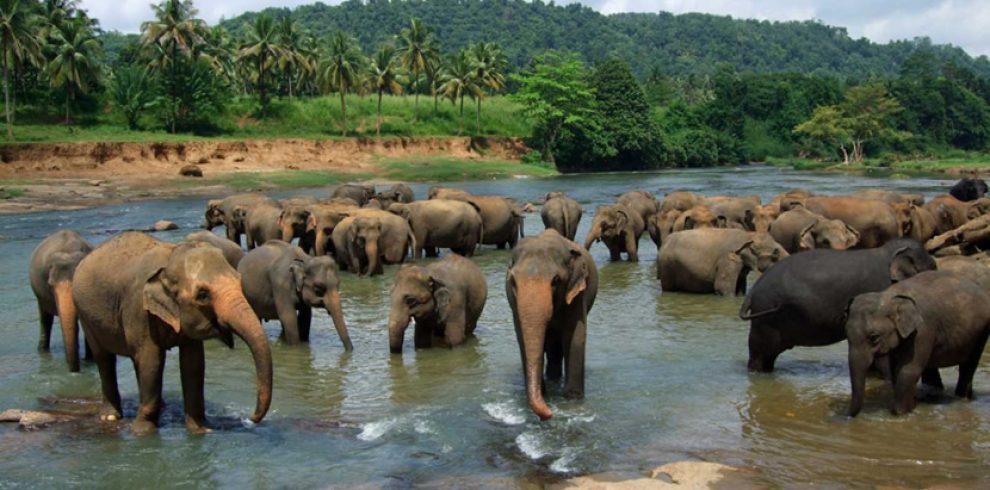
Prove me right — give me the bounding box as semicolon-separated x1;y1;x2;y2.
887;240;938;282
278;205;311;243
966;198;990;220
143;243;272;423
203;200;225;230
798;218;860;251
647;210;679;248
307;209;350;256
291;256;352;351
736;233;789;272
746;205;778;232
348;216;383;275
675;205;718;232
507;232;592;420
584;205;632;249
230;205;250;232
48;250;89;371
845;293;923;416
388;265;451;353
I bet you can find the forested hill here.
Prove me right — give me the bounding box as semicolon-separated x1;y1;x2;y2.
218;0;990;78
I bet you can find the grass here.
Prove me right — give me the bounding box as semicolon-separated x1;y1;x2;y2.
376;156;558;181
765;154;990;174
0;187;25;199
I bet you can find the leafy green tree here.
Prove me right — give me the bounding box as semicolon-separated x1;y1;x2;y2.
439;50;481;135
397;17;437;120
46;18;101;123
109;65;155;130
277;17;312;99
841;83;910;162
367;44;404;136
589;57;663;169
794;105;852;163
318;31;363;136
469;42;507;134
140;0;207;133
0;0;42;138
237;14;283;113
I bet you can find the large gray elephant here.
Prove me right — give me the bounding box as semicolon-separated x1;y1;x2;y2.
507;230;598;421
658;191;701;214
203;193;279;247
891;203;938;243
238;241;351;349
305;201;362;256
541;192;582;241
657;229;788;296
184;231;244;268
388;254;487;353
799;196;901;248
331;184;374;206
616;190;659;223
331;210;415;276
583;204;645;261
244;202;283;249
466;195;523;248
72;233;272;434
277;204;315;253
845;271;990;416
740;238;936;372
29;230;93;372
768;207;860;254
387;200;483;258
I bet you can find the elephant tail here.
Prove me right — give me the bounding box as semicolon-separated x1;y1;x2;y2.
739;300;781;321
561;207;570;240
406;228;417;261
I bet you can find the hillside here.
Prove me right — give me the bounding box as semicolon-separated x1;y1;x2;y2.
218;0;990;78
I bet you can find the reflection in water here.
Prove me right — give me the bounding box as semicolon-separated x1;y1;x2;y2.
0;168;988;487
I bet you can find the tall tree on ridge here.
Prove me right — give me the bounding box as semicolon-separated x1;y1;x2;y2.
0;0;41;138
397;17;437;121
319;30;363;136
140;0;206;133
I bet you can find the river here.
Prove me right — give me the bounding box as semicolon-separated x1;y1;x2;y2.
0;166;986;488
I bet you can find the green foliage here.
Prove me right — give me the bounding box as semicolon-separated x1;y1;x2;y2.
585;58;663;170
109;65;155;130
157;59;229;133
376;156;557;181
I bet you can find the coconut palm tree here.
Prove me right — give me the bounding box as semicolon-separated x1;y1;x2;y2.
277;17;311;99
439;50;482;136
318;31;363;136
47;18;101;124
397;17;437;120
368;44;405;136
469;42;507;134
140;0;206;133
0;0;42;138
236;14;283;113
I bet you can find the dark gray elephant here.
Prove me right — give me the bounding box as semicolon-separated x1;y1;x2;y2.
846;271;990;416
507;229;598;421
203;194;279;247
616;190;659;223
331;211;414;276
184;231;244;268
541;192;582;241
388;254;487;353
657;229;788;296
244;202;283;250
331;184;374;206
72;233;272;434
29;230;93;372
238;241;351;349
583;204;645;262
387;200;483;258
740;238;937;372
949;177;988;202
375;183;415;207
768;207;860;254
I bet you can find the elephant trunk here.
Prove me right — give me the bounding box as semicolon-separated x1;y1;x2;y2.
848;344;872;417
281;222;295;243
515;278;554;421
583;224;600;250
325;289;353;351
365;240;380;276
388;309;411;354
53;281;80;372
315;230;328;256
213;279;273;424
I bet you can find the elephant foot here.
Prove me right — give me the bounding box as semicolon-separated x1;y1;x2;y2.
185;416;212;434
99;405;122;422
747;356;775;373
131;418;159;435
37;342;50;353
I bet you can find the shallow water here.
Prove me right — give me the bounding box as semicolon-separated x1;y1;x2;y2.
1;167;987;488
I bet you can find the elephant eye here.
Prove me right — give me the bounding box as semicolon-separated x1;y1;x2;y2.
867;332;881;344
195;288;210;303
405;295;418;307
313;284;327;296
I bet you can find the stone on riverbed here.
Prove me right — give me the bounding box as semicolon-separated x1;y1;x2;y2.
0;409;60;430
557;461;745;489
151;220;178;232
179;165;203;177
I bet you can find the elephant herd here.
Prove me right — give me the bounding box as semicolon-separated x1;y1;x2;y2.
24;176;990;432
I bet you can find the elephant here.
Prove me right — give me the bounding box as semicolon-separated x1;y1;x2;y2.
845;271;990;416
331;184;374;206
468;195;524;248
657;229;788;296
238;241;351;349
387;200;483;258
506;229;598;421
375;183;415;207
949;177;988;202
658;191;702;214
891;203;938;243
277;204;315;253
203;194;279;247
280;195;320;207
243;202;284;250
800;196;900;248
768;207;860;254
925;214;990;256
363;199;384;209
935;254;990;288
851;189;925;206
771;189;814;211
184;231;244;268
616;190;659;223
428;186;472;201
305;201;361;256
705;197;765;231
541;192;583;241
673;205;719;232
331;211;415;276
923;195;990;233
583;204;645;262
72;232;272;434
29;230;93;372
388;254;487;353
740;238;937;372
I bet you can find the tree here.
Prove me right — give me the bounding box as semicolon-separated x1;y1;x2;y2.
794;105;852;163
237;14;283;113
46;19;101;124
109;65;154;130
277;17;311;99
367;44;404;136
439;50;481;135
397;17;437;120
589;58;663;169
318;31;363;136
0;0;42;138
511;51;598;166
841;83;910;162
469;42;507;134
140;0;206;133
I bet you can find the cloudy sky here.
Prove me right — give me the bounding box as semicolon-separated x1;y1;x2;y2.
81;0;990;57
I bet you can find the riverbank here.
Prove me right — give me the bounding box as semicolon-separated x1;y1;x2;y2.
765;155;990;176
0;136;555;213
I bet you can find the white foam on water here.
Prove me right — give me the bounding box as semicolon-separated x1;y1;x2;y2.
567;413;596;424
482;401;526;425
515;432;550;460
550;448;578;474
413;420;435;435
240;418;256;429
358;418;397;441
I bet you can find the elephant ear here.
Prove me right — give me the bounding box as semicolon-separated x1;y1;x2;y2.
143;268;180;334
565;249;589;305
734;239;755;255
306;214;318;233
798;223;817;251
744;209;755;229
716;215;729;228
891;295;923;339
889;246;919;282
844;223;861;240
289;260;306;295
616;208;630;228
430;277;451;323
683;214;696;230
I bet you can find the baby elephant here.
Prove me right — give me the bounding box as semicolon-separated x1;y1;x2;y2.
29;230;93;372
388;254;487;353
239;241;352;349
846;271;990;417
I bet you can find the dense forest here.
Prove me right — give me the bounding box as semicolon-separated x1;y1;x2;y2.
219;0;990;79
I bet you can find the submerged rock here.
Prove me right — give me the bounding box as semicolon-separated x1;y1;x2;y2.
151;220;178;232
0;409;61;430
179;165;203;177
557;461;746;489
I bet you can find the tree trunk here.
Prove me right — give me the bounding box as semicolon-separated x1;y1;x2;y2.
476;97;482;135
458;94;464;135
839;144;849;165
170;43;177;134
413;67;419;121
340;87;347;136
2;49;11;139
377;89;383;137
65;85;71;124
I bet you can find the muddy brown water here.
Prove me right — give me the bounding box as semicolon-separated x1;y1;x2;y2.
0;167;986;488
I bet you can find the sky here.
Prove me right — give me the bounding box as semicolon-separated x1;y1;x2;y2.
81;0;990;57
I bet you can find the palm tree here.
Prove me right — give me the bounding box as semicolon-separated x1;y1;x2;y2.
47;19;101;124
439;51;482;136
277;17;311;99
200;25;236;84
469;42;507;134
397;17;437;120
236;14;282;113
318;31;363;136
0;0;41;138
368;44;405;136
140;0;206;133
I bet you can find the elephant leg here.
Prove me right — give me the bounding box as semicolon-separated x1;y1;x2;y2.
545;327;563;382
413;319;433;349
955;332;989;399
95;351;122;421
442;305;467;347
84;337;93;361
497;242;506;250
132;347;166;434
179;340;208;432
37;304;53;352
562;312;587;399
747;321;783;372
921;367;944;391
297;307;312;343
276;297;303;345
892;362;923;415
624;232;638;262
714;254;744;296
606;242;621;262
